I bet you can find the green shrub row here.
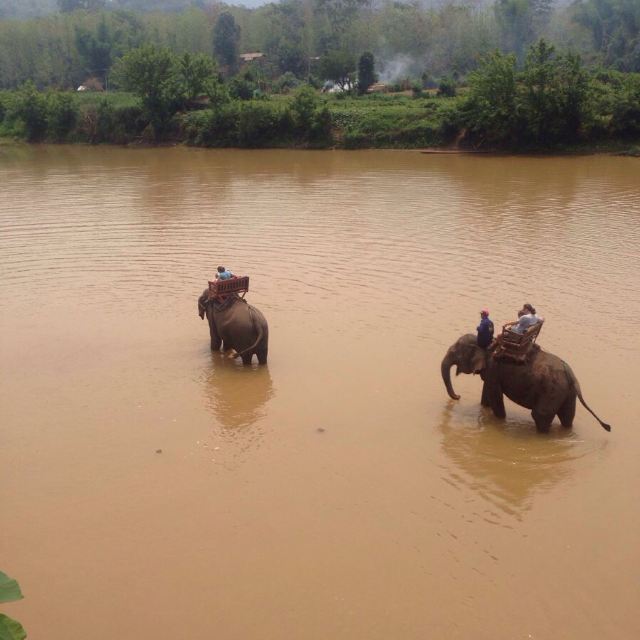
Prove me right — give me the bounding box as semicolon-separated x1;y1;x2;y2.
180;88;332;148
0;83;146;143
461;44;640;149
1;71;638;150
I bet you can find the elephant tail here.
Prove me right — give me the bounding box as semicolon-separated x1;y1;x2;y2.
234;304;263;360
563;362;611;432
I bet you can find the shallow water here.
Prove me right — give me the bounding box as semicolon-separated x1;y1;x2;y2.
1;145;639;639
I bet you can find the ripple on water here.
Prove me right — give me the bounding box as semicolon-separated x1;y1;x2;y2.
1;148;639;338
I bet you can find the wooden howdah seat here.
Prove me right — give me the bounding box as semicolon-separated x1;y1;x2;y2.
208;275;250;299
493;319;544;363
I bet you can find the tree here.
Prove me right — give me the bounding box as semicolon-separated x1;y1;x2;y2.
315;0;369;49
263;1;308;76
75;17;113;80
494;0;535;62
212;11;240;74
357;51;375;95
522;39;591;143
289;84;319;130
112;45;182;136
179;52;218;101
11;81;48;140
320;50;355;90
462;50;519;145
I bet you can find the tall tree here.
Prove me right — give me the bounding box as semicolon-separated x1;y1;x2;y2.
463;50;519;145
319;49;355;90
494;0;535;62
212;11;240;74
357;51;375;94
75;17;112;79
112;44;181;136
179;52;218;100
522;39;591;143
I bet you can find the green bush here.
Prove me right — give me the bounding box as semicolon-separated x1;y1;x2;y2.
47;92;78;141
609;75;640;136
438;76;457;97
228;77;254;100
238;101;287;147
288;85;319;134
310;105;332;144
181;104;240;146
0;570;26;640
274;72;300;94
12;81;48;141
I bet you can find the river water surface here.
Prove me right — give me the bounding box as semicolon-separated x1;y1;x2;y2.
1;146;639;639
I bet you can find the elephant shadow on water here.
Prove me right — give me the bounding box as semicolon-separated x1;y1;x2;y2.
437;403;600;519
201;356;274;432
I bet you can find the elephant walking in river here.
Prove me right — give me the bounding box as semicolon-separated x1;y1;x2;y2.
198;291;269;365
441;334;611;433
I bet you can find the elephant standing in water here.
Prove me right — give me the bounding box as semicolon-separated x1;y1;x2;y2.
198;291;269;365
441;334;611;433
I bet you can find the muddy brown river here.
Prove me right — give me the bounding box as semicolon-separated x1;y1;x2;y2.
1;146;639;639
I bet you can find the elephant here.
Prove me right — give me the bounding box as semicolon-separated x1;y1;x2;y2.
440;334;611;433
198;290;269;365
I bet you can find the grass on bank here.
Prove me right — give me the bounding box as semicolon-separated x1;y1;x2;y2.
0;87;463;148
1;79;639;152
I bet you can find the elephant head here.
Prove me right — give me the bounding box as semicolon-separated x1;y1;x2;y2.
440;334;488;400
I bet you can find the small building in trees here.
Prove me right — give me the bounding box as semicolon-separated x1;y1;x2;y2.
77;77;104;92
366;82;388;94
239;52;266;64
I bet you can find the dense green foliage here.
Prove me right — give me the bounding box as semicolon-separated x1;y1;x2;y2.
462;39;640;148
0;571;26;640
0;1;638;151
572;0;640;71
212;11;240;74
1;40;639;151
111;45;220;136
2;0;640;92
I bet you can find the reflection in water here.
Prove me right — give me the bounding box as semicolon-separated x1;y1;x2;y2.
437;402;587;521
201;355;274;433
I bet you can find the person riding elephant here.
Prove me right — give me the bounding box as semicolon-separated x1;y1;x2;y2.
440;334;611;433
509;303;541;335
198;290;269;365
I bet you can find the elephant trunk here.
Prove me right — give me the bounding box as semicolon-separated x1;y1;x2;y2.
441;353;460;400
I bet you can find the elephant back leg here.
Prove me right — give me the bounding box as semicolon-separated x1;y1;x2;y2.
256;346;268;365
532;409;554;433
241;352;254;365
557;394;577;428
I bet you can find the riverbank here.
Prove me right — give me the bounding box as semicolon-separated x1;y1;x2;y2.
1;88;639;153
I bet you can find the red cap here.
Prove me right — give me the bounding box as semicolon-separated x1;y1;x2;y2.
481;308;489;315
